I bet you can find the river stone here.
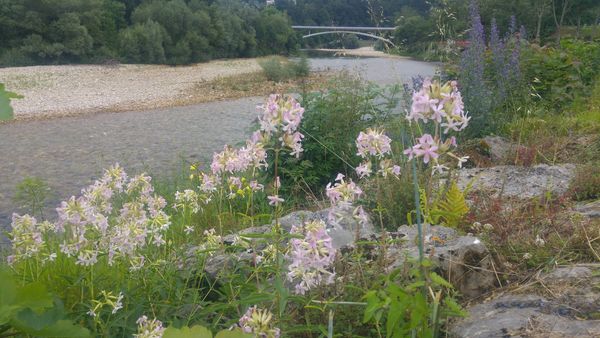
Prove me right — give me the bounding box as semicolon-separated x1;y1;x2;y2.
457;164;575;199
575;200;600;218
387;224;496;299
451;265;600;338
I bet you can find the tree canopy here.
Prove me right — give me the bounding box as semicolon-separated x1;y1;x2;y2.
0;0;297;66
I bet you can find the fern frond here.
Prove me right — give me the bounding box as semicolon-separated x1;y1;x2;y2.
435;182;469;227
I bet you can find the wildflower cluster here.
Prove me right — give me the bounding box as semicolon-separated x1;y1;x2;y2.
406;79;469;133
325;174;370;231
210;141;267;175
355;128;401;179
87;290;124;318
404;79;470;173
326;174;363;205
7;214;48;264
188;95;305;210
197;228;222;255
255;94;305;157
133;316;165;338
287;220;336;295
174;189;204;213
7;164;170;269
238;306;281;338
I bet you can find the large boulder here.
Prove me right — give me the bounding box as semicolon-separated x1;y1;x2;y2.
451;265;600;338
457;164;575;199
387;224;496;299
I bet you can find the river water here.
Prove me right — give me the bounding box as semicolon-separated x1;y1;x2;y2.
0;56;437;239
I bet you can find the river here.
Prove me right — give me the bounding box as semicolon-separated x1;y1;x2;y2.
0;56;437;241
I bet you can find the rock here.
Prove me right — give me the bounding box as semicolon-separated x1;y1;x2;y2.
575;200;600;218
275;207;376;249
451;265;600;338
203;206;376;279
483;136;514;162
387;224;496;299
457;164;575;199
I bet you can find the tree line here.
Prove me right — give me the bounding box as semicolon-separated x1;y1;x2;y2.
0;0;297;66
275;0;599;52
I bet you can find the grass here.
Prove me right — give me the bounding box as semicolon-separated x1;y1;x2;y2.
184;70;333;105
504;76;600;165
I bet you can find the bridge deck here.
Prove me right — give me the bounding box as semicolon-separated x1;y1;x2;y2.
292;25;396;31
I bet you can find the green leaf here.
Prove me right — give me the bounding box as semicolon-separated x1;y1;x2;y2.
13;306;63;331
444;297;467;317
214;328;254;338
14;282;54;310
429;272;454;289
163;325;213;338
0;269;17;306
12;319;90;337
435;182;469;228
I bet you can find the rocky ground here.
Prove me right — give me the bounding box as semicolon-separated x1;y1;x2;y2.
0;59;263;120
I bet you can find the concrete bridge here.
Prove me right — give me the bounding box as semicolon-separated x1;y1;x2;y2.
291;25;397;47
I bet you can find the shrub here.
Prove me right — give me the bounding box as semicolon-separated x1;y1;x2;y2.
292;55;310;77
13;177;51;219
258;56;310;82
271;74;398;201
0;83;23;121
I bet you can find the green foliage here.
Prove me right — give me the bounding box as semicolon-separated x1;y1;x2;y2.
271;74;400;200
164;325;213;338
14;176;52;218
432;182;469;228
164;325;252;338
258;56;309;82
0;83;22;121
363;261;466;338
0;268;91;337
521;40;600;109
0;0;297;66
119;20;169;64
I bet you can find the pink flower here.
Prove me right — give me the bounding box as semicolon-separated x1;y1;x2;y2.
268;195;284;206
355;161;372;178
405;134;440;164
326;175;362;204
356;128;392;158
413;134;439;164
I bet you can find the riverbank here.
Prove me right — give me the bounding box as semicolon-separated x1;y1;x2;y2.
0;58;330;121
305;46;406;58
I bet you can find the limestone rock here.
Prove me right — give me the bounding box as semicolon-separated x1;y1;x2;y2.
483;136;514;162
388;224;496;299
457;164;575;199
451;265;600;338
575;200;600;219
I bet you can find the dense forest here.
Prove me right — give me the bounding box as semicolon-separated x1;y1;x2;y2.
1;0;598;66
0;0;296;66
